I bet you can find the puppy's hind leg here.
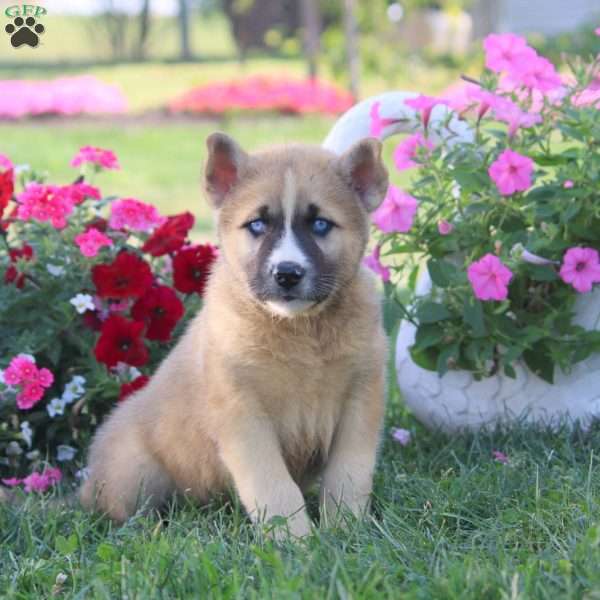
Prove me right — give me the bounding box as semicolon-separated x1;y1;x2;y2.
80;410;174;522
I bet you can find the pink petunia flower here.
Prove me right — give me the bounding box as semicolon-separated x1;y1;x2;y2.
391;427;412;446
372;185;419;234
363;245;390;282
437;220;454;235
563;180;574;189
467;254;513;301
491;96;541;137
22;467;62;493
508;54;562;93
488;149;534;196
1;477;22;487
393;133;434;171
483;33;536;74
0;153;13;172
109;198;165;232
71;146;120;170
74;227;114;258
559;247;600;293
596;27;600;36
369;101;400;138
405;94;448;128
492;450;509;464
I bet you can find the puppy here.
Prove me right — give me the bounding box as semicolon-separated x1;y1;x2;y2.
80;133;389;536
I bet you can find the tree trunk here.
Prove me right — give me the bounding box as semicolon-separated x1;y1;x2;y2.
134;0;151;60
177;0;192;61
343;0;360;99
300;0;320;79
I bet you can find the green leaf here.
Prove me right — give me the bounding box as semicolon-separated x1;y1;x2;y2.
96;543;119;562
409;345;438;372
416;301;452;324
523;343;555;384
436;343;460;377
462;297;486;337
427;259;458;289
526;264;558;282
55;533;78;555
414;323;445;350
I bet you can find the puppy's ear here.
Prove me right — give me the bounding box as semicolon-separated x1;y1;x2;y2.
335;138;388;212
205;132;249;207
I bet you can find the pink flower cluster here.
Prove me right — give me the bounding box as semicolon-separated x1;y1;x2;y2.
488;149;534;196
369;101;401;138
393;133;434;171
467;254;514;301
483;33;561;94
3;355;54;410
0;76;126;120
71;146;120;170
170;76;354;116
405;94;449;128
363;245;390;282
372;185;419;234
16;182;100;229
560;247;600;293
2;467;62;492
109;198;165;232
75;227;114;258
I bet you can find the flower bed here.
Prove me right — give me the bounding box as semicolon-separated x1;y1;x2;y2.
169;75;354;116
364;33;600;384
0;149;217;488
0;76;126;119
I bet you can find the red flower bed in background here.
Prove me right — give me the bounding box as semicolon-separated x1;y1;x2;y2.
169;76;354;116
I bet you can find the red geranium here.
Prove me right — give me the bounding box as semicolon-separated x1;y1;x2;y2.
172;244;218;295
142;211;195;257
92;251;153;299
4;244;34;289
119;375;150;402
94;315;149;368
0;168;13;219
131;285;184;341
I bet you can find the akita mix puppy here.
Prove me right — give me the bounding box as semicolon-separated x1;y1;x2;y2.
80;132;389;537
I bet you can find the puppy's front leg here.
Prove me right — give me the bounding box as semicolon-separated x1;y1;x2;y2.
218;415;311;537
320;371;385;523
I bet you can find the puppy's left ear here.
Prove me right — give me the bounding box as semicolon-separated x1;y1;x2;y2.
205;132;249;208
335;138;388;212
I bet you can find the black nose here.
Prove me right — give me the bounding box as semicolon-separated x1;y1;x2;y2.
273;262;305;289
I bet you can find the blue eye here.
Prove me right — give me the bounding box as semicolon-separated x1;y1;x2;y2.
247;219;268;236
311;218;333;236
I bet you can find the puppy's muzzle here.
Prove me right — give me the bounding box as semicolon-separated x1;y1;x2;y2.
272;261;306;290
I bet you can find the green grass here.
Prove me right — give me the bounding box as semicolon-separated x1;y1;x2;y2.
2;413;600;598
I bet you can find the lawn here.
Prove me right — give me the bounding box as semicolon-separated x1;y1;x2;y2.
2;415;599;598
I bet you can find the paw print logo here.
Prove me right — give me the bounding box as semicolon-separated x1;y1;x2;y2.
5;16;45;48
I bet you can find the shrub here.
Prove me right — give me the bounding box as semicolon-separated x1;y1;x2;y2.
0;149;217;487
366;33;600;384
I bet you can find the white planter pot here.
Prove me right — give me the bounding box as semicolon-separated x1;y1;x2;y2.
395;277;600;432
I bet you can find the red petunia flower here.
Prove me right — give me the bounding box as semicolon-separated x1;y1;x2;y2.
172;244;218;296
119;375;150;402
142;212;195;257
92;251;153;299
0;168;14;219
4;244;34;289
131;285;184;341
94;315;149;368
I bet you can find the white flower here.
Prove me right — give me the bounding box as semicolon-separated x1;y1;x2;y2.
56;445;77;462
128;367;141;380
18;353;35;363
62;375;86;404
14;163;30;176
26;449;40;460
75;468;90;481
47;397;66;418
20;421;33;448
69;293;95;314
0;369;4;385
6;441;22;456
46;264;66;277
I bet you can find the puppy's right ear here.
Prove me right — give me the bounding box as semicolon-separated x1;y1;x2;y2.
205;133;248;208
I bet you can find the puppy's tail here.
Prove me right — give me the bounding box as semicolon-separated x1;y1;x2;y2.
322;91;473;155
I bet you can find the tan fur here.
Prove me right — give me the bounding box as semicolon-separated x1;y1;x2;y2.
80;138;388;537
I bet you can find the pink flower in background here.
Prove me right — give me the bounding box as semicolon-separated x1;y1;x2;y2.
71;146;120;170
17;183;75;229
22;467;62;493
17;382;45;410
393;133;434;171
369;101;399;138
391;428;412;446
75;227;113;258
468;254;513;301
438;220;454;235
109;198;165;232
1;477;22;487
509;55;562;93
491;96;541;137
489;149;534;195
483;33;536;73
372;185;419;233
59;182;101;205
405;94;448;128
0;154;13;172
363;245;391;282
492;450;509;464
3;355;54;410
559;247;600;293
36;368;54;387
563;180;574;189
596;27;600;36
